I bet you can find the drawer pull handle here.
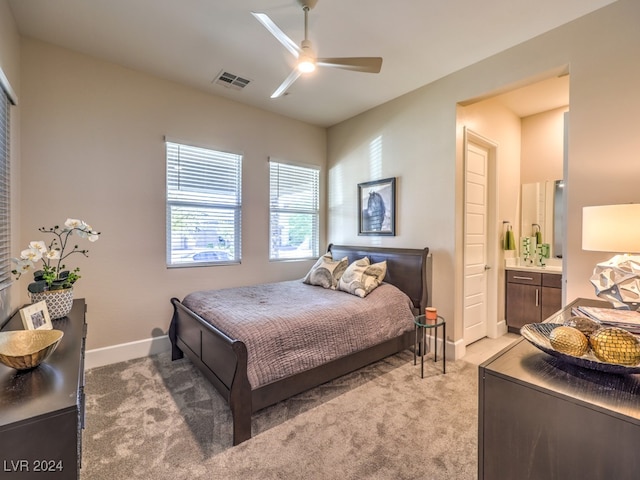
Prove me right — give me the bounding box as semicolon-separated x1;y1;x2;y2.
513;275;534;280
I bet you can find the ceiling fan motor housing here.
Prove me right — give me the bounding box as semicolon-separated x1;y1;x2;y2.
298;0;318;10
297;40;316;72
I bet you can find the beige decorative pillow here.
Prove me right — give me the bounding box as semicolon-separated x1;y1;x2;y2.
302;253;349;290
338;257;387;298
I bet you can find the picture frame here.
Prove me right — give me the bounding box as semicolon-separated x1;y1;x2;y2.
20;301;53;330
358;177;396;236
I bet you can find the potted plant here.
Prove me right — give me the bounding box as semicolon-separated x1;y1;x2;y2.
12;218;100;319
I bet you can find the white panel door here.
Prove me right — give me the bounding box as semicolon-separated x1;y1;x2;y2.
464;142;489;344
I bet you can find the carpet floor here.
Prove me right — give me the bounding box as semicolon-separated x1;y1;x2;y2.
81;350;478;480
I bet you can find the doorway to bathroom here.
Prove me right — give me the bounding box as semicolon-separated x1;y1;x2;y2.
458;71;569;347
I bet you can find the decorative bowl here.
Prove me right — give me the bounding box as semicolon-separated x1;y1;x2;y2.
0;330;64;370
521;323;640;375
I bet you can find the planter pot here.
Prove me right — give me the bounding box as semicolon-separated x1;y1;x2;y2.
29;288;74;320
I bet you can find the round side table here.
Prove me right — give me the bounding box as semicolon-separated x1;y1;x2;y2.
414;314;446;377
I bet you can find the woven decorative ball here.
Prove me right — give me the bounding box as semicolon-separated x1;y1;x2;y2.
564;316;601;338
589;327;640;366
549;326;589;357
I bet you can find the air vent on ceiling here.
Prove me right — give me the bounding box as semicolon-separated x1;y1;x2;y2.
213;70;251;91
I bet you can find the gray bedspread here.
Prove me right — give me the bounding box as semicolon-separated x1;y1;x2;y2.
182;280;415;388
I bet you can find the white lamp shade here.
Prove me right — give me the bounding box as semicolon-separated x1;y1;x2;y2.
582;204;640;253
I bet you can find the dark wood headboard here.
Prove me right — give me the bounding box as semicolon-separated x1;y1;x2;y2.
328;244;431;314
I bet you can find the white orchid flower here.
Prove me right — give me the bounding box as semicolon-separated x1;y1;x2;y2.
28;241;47;254
44;249;61;260
65;218;83;229
20;246;43;262
76;223;99;242
12;258;34;274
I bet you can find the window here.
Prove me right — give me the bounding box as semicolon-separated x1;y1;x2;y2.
0;85;11;290
166;141;242;266
269;160;319;260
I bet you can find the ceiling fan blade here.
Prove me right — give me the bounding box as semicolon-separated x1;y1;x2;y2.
251;12;301;58
271;69;302;98
317;57;383;73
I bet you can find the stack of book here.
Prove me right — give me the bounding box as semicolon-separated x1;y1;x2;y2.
572;306;640;334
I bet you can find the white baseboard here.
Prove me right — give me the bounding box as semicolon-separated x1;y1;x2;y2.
85;326;477;369
87;333;462;369
85;335;171;370
488;319;508;339
450;337;466;360
422;333;464;361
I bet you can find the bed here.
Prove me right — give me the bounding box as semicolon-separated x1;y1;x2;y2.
169;244;431;445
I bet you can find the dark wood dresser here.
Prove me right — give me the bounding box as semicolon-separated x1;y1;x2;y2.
479;298;640;480
0;299;87;480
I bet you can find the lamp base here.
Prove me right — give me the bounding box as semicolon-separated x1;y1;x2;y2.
590;254;640;310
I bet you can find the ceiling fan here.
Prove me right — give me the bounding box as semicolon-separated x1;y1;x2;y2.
251;0;383;98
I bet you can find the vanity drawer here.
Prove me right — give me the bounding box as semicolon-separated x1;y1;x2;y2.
506;271;541;286
542;273;562;288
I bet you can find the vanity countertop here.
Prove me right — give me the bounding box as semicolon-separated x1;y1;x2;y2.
505;264;562;274
504;257;562;274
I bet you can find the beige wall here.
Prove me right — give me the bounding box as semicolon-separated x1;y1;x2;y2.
328;0;640;357
521;107;567;184
0;0;21;320
18;38;326;350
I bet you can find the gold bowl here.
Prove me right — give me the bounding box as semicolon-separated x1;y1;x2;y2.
0;330;64;370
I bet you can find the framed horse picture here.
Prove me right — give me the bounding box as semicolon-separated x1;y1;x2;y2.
358;177;396;236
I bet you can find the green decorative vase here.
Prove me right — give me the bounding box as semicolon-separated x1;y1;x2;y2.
29;288;74;320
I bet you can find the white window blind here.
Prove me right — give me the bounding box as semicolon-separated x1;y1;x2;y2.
269;160;319;260
0;89;10;290
166;141;242;266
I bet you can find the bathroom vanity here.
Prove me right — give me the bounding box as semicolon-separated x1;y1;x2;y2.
505;264;562;333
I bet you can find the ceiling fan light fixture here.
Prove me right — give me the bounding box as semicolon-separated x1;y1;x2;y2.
297;39;316;73
297;57;316;73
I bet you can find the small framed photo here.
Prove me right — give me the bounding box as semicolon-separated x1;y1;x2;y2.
358;177;396;236
20;301;53;330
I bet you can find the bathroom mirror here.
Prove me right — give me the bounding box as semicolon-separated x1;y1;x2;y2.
521;179;564;258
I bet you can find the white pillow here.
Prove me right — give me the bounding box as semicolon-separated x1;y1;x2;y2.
302;253;349;290
338;257;387;298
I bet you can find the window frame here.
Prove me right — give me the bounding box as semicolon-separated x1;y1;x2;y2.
165;139;242;268
269;159;320;261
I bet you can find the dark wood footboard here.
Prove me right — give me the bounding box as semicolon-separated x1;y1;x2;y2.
169;297;252;444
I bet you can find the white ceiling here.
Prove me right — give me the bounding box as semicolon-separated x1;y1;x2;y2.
8;0;615;127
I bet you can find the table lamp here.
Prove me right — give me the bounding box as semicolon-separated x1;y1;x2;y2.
582;204;640;310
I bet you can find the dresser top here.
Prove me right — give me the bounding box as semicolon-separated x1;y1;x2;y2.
0;299;86;428
481;298;640;424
